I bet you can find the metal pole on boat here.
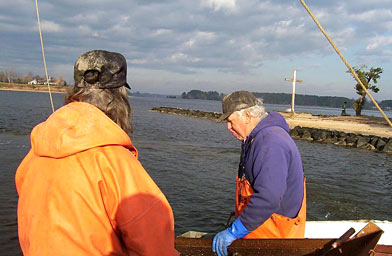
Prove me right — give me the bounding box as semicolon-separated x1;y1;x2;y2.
299;0;392;130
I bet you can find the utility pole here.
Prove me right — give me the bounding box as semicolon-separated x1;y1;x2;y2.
284;70;303;114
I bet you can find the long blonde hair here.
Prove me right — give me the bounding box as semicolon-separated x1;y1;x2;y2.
65;85;133;134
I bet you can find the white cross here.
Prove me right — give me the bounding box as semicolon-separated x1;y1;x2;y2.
284;70;303;114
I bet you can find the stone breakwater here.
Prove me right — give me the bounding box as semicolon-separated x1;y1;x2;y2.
151;106;392;154
289;126;392;153
151;106;222;120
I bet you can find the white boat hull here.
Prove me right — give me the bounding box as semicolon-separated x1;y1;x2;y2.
305;220;392;245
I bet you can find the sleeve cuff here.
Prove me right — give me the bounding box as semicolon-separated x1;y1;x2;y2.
228;218;251;238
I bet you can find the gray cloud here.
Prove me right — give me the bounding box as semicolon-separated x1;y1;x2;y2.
1;0;391;99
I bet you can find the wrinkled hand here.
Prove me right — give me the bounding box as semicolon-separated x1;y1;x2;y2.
212;228;237;256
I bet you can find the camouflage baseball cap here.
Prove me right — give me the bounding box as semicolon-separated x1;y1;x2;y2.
217;91;258;122
74;50;130;89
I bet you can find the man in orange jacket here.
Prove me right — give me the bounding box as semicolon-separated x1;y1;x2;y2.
15;50;179;256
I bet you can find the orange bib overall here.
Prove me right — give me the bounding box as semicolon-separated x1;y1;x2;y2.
235;175;306;238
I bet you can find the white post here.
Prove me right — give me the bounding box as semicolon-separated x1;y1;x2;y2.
291;70;296;114
284;70;303;115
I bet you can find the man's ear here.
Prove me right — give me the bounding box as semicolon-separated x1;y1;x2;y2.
244;110;251;124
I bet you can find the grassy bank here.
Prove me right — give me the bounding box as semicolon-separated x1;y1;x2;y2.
0;82;67;93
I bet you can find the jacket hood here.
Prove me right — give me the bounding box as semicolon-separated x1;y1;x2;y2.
249;112;289;138
31;102;135;158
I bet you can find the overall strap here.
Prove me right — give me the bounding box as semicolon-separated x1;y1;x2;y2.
238;137;254;181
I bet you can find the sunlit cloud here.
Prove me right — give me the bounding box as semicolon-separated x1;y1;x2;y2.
201;0;236;12
41;20;62;33
366;36;392;51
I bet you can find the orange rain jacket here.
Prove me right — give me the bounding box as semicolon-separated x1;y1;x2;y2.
15;102;179;256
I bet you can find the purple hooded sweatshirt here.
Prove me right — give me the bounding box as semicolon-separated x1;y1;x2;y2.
238;112;304;231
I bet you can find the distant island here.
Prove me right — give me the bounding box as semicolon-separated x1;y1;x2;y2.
181;90;392;110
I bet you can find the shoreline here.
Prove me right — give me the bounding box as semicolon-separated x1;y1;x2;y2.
280;112;391;138
0;87;66;94
151;107;392;154
0;83;66;93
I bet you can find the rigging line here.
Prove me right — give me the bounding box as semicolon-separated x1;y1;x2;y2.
299;0;392;131
34;0;55;113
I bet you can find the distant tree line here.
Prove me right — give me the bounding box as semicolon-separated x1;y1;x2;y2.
380;100;392;109
253;92;354;109
181;90;392;110
0;69;66;86
181;90;224;100
181;65;391;114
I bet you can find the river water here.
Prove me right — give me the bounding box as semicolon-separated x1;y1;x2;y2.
0;90;391;255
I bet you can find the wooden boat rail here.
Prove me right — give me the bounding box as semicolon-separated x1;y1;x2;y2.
175;223;392;256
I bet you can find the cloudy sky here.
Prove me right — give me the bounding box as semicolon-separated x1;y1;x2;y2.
1;0;392;100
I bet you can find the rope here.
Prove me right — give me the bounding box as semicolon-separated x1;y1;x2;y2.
299;0;392;131
34;0;55;113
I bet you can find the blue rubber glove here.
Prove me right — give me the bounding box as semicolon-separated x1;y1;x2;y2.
212;218;250;256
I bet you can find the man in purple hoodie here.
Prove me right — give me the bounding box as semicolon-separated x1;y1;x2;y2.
212;91;306;256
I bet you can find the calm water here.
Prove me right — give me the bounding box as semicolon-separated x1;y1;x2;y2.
0;90;391;255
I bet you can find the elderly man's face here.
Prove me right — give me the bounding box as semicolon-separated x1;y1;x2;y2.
226;112;248;141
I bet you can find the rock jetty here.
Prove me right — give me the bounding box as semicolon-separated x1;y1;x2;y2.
151;107;222;120
151;106;392;154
